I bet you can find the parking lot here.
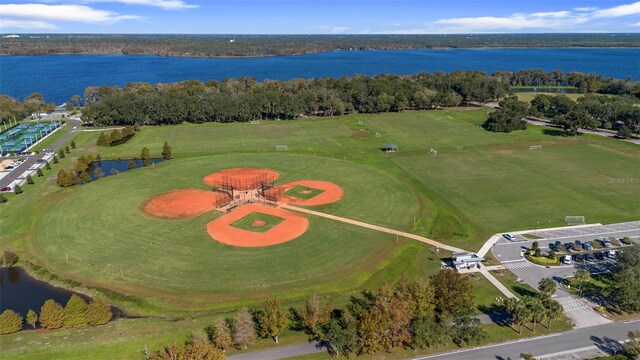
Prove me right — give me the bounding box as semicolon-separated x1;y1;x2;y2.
492;221;640;328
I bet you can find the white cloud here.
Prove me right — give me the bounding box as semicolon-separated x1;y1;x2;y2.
592;1;640;17
0;3;143;25
530;11;572;18
84;0;197;10
384;2;640;33
0;18;56;29
632;21;640;26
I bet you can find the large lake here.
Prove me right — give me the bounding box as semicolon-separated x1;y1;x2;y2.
1;48;639;104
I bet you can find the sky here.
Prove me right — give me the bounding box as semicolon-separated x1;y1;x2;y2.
0;0;639;34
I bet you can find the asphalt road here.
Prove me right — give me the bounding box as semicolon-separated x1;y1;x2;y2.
0;119;80;189
412;320;640;360
228;320;640;360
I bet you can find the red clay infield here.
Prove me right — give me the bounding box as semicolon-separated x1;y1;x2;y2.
206;204;309;247
278;180;345;206
203;167;280;188
141;189;223;219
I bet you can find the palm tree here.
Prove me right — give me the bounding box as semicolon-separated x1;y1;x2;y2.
574;269;591;297
527;297;546;332
538;277;556;297
546;300;563;330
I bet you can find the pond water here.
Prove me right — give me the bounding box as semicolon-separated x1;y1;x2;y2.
0;267;90;323
88;158;165;180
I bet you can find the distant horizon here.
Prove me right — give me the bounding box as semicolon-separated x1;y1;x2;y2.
1;1;639;34
3;32;640;36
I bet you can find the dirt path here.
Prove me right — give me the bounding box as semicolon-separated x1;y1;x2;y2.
281;204;467;253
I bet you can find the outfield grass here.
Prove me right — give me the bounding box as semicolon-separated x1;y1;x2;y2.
27;153;421;312
231;212;285;233
284;185;325;200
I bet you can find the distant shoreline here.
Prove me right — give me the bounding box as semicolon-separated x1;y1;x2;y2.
2;33;638;58
1;46;639;59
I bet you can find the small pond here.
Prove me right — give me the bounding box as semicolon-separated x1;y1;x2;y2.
1;267;90;320
0;267;123;328
88;158;165;180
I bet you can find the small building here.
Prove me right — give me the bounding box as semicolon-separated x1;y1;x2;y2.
452;252;484;270
381;143;399;153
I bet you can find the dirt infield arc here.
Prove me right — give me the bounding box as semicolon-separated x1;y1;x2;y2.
278;180;345;206
141;189;225;219
206;204;309;247
203;167;280;188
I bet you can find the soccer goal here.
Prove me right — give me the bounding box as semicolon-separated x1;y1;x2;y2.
250;120;261;125
357;120;363;125
429;148;438;156
565;216;586;226
275;145;288;151
374;132;381;137
529;145;542;150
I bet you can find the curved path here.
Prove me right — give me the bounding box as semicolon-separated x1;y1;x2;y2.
281;204;466;253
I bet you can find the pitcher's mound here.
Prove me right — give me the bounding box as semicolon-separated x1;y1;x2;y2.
141;189;224;219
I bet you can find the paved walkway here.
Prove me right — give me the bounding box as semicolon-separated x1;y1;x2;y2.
526;117;640;145
282;204;467;253
282;204;521;300
479;266;517;299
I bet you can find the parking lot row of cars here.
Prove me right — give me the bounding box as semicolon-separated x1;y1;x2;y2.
549;238;628;253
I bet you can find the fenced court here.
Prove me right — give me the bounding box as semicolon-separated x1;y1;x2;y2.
565;216;586;226
529;145;542;150
0;122;63;154
276;145;288;151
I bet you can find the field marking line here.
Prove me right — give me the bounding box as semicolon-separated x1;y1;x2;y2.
281;204;466;253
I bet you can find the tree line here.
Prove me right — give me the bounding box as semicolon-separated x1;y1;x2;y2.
3;34;639;57
148;270;487;359
0;294;113;335
483;93;640;136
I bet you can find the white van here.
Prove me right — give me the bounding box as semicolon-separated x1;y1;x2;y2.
561;255;572;265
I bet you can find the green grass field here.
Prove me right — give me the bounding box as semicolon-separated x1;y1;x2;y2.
514;92;584;103
1;108;638;358
231;212;285;233
284;185;325;200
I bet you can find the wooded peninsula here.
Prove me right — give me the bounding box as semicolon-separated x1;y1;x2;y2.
1;34;639;57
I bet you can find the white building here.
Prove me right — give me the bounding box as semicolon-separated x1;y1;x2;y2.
452;252;485;270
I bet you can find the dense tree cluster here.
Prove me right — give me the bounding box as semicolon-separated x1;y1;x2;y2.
97;125;139;146
81;72;510;125
0;93;55;124
1;296;113;335
482;96;529;132
151;270;485;358
295;271;484;357
2;34;638;57
531;94;640;136
606;246;640;312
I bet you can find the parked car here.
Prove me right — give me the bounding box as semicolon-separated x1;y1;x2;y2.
36;159;46;163
607;250;617;259
574;240;582;247
583;243;593;251
565;243;574;251
586;253;596;261
603;241;613;248
4;165;14;170
0;186;11;192
561;255;572;265
502;233;516;241
595;251;605;260
575;254;584;262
